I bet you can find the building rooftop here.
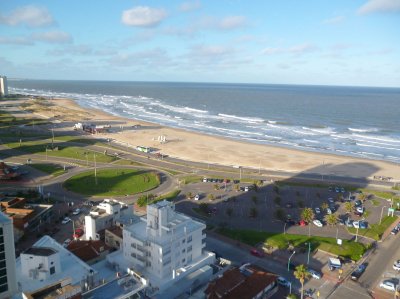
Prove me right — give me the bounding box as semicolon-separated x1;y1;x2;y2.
23;247;57;257
16;235;97;293
67;240;109;262
205;265;277;299
106;226;123;238
0;210;11;223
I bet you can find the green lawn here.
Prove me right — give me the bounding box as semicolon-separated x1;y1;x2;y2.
347;216;397;240
0;111;49;129
6;140;117;163
64;168;160;196
180;175;202;184
276;181;358;191
217;228;367;261
29;163;66;176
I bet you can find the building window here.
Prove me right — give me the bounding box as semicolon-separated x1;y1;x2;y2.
0;284;8;293
182;249;185;254
182;258;186;263
187;235;192;243
187;245;192;252
50;266;55;275
182;239;185;244
187;255;192;263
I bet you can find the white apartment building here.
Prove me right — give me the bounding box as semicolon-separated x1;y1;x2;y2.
121;200;215;293
0;76;8;97
0;212;18;299
85;199;133;240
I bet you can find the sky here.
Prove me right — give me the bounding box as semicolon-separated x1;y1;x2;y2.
0;0;399;87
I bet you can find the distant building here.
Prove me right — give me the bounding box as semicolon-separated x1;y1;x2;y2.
0;196;53;242
84;199;134;241
205;264;278;299
105;225;123;250
109;200;215;296
0;211;18;298
0;76;8;97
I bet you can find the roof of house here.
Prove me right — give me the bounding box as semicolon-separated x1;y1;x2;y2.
23;247;57;257
106;225;123;238
205;265;277;299
67;240;110;262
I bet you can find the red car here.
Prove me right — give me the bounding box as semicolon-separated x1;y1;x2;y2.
298;220;308;226
73;228;84;239
250;249;264;257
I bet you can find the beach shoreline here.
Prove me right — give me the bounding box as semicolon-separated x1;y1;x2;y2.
15;95;400;181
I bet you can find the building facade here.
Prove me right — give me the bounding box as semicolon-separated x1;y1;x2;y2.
122;200;214;292
0;212;18;298
0;76;8;97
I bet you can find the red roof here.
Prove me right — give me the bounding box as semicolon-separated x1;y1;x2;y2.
67;240;109;262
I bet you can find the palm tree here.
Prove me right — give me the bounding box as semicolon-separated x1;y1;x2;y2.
294;264;310;299
325;213;338;226
233;184;240;192
321;202;329;211
359;193;368;202
208;194;215;201
301;208;314;223
344;202;353;214
252;182;259;192
213;184;219;190
186;192;193;199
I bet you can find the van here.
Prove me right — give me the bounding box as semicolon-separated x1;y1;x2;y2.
328;258;342;271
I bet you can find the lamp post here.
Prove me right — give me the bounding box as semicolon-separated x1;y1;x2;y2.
380;206;387;225
284;222;287;235
287;251;296;271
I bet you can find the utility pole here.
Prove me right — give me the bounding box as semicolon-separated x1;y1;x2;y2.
51;128;54;148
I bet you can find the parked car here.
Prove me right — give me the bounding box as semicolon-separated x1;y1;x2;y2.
328;186;333;192
72;208;81;215
194;194;200;201
339;218;345;225
345;219;353;227
315;207;321;214
341;187;345;193
298;220;308;226
73;228;84;239
354;200;362;207
379;280;396;291
391;227;399;235
393;260;400;271
328;198;334;204
335;187;340;193
61;217;71;224
328;257;342;271
250;249;264;257
307;269;322;279
313;219;323;227
327;208;332;215
356;206;364;214
351;263;367;280
202;178;208;183
359;221;368;229
277;276;290;287
353;221;360;229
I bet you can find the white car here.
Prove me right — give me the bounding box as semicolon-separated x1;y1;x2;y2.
313;220;323;227
63;238;71;248
379;280;396;291
327;208;332;215
356;206;364;213
315;207;321;214
194;194;200;201
72;208;80;215
277;276;290;287
393;260;400;271
308;269;322;279
353;221;360;229
61;217;71;224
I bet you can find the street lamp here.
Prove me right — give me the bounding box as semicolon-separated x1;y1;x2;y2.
284;222;287;235
380;206;387;225
287;251;296;271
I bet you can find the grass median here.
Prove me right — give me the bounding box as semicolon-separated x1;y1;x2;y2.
217;227;367;261
29;163;66;177
64;168;160;196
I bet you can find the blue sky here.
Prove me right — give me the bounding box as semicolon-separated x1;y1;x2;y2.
0;0;399;87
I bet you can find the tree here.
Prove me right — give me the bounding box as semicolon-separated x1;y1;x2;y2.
287;294;299;299
294;264;310;299
186;192;193;199
233;184;240;192
325;213;338;226
213;184;219;190
226;208;233;217
321;202;329;211
249;207;258;218
359;193;368;202
208;194;215;201
344;202;353;214
301;208;314;223
251;195;258;205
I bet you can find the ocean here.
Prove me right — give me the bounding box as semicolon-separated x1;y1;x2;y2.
8;80;400;163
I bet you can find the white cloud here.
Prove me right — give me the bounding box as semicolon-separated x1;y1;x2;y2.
261;47;284;55
358;0;400;14
0;5;54;27
323;16;345;24
288;43;318;54
122;6;167;27
31;31;72;43
0;36;34;45
179;1;201;12
218;16;247;29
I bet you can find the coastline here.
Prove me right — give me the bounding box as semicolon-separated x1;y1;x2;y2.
19;96;400;180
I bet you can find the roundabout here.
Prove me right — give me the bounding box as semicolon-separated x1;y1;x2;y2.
63;168;160;197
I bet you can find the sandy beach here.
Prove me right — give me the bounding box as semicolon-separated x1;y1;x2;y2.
19;97;400;181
